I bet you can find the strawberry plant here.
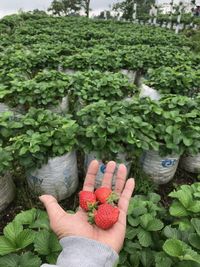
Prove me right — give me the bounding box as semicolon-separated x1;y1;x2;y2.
159;95;200;155
169;183;200;218
61;48;121;71
126;96;200;156
77;100;158;160
0;111;23;146
1;70;71;110
119;192;165;267
119;183;200;267
11;108;78;170
162;183;200;267
0;146;13;176
0;208;61;266
146;65;200;97
69;70;136;108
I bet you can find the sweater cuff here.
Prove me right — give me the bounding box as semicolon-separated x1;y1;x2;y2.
42;236;119;267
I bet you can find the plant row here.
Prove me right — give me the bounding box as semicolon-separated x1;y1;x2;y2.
0;95;200;177
0;70;136;110
0;44;198;77
0;14;190;48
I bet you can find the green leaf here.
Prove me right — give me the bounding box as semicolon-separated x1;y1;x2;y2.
163;238;200;263
34;230;61;256
46;252;60;264
183;137;193;147
14;209;37;225
155;252;173;267
139;214;163;231
29;210;50;230
19;252;42;267
163;226;181;239
137;228;152;247
183;248;200;263
178;219;193;231
3;221;23;244
169;201;189;217
34;230;51;255
0;253;19;267
148;192;161;203
139;214;153;229
140;249;154;267
125;227;138;239
169;188;193;209
146;218;164;231
0;237;16;256
124;240;141;252
129;252;140;267
0;252;42;267
188;201;200;213
191;218;200;236
16;229;35;249
128;216;139;227
163;239;185;257
188;234;200;250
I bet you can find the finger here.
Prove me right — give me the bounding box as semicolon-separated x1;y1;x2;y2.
118;178;135;225
114;164;127;195
83;160;99;191
39;195;66;223
101;161;116;188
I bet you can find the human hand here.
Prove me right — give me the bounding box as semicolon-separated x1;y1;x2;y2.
39;160;135;253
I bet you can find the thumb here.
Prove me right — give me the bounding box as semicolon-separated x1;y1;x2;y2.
39;195;66;223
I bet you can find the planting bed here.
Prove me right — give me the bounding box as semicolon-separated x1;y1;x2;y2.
0;13;199;267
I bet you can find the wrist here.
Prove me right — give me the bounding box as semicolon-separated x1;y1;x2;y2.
58;236;119;267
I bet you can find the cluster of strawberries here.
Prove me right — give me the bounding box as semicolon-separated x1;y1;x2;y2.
79;187;120;230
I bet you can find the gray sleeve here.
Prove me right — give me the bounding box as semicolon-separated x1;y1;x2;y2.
41;236;119;267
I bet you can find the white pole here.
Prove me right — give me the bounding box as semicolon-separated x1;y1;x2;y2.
149;5;153;24
133;1;137;21
153;3;158;25
190;0;196;27
168;0;174;29
175;1;183;34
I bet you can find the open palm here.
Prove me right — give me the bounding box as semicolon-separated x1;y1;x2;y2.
40;160;135;253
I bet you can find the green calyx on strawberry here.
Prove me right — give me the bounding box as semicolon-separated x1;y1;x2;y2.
95;187;119;204
79;191;97;211
93;203;119;230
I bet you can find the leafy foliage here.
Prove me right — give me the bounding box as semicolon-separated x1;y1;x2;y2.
146;65;200;97
119;183;200;267
0;208;61;266
69;70;136;108
1;70;71;110
11;108;78;170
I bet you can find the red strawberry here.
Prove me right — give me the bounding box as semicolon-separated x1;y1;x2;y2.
94;203;119;230
79;191;96;211
95;187;119;204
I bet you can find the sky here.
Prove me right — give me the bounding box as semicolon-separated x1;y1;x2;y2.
0;0;195;18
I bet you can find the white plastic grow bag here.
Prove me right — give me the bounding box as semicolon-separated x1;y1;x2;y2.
180;154;200;173
0;173;15;212
64;69;76;75
120;69;136;83
85;152;132;188
27;151;78;201
0;103;10;113
139;84;161;101
49;96;69;114
142;150;180;184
